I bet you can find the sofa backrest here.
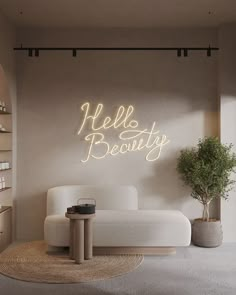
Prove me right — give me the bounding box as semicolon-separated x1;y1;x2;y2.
47;185;138;216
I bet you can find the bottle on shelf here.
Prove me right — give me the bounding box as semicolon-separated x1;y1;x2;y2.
2;177;6;189
2;102;6;112
0;124;7;131
0;177;2;189
0;101;7;112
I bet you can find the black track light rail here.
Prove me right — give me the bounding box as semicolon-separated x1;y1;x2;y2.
13;46;219;57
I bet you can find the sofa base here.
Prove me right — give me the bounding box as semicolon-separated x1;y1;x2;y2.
94;247;176;256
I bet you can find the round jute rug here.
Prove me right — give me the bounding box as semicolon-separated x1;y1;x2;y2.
0;241;143;283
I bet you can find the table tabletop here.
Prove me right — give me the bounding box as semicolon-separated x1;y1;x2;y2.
65;213;96;220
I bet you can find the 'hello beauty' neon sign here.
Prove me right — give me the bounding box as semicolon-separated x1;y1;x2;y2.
78;102;169;162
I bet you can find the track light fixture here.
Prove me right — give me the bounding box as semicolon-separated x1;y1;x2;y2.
15;46;219;58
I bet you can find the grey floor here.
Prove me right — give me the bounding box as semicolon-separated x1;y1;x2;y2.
0;244;236;295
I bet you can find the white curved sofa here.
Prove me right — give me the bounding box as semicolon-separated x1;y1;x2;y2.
44;185;191;254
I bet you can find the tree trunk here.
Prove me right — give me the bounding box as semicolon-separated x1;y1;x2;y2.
202;203;210;221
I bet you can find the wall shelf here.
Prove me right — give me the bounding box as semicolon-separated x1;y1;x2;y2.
0;206;11;214
0;187;11;193
0;111;11;115
0;150;12;152
0;169;11;171
0;131;11;133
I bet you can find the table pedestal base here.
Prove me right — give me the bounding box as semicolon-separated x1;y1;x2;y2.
67;213;95;264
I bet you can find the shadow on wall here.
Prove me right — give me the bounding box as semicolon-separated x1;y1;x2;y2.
0;64;11;104
15;191;47;241
204;111;219;137
140;149;190;210
140;148;219;219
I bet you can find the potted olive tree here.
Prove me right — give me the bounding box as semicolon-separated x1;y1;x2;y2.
177;137;236;247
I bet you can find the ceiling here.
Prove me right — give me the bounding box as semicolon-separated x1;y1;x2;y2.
0;0;236;28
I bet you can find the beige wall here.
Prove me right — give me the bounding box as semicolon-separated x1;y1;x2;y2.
15;28;219;241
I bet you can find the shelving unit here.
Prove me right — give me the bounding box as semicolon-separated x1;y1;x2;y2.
0;66;13;247
0;106;12;202
0;206;12;252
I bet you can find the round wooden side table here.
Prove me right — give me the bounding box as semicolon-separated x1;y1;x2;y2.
65;213;95;264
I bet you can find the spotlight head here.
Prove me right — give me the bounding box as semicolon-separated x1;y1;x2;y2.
28;49;33;57
72;49;77;57
183;49;188;57
207;46;211;57
177;49;182;57
35;49;39;57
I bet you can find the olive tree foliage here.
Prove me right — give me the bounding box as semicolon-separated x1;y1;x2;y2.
177;137;236;221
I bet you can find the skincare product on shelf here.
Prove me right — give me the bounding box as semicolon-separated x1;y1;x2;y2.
0;124;7;131
0;162;10;170
2;102;6;112
2;177;6;189
0;177;2;190
0;101;2;111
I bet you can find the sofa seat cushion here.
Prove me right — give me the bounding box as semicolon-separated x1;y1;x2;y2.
94;210;191;247
44;210;191;247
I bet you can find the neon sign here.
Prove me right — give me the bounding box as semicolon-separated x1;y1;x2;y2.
78;102;170;162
